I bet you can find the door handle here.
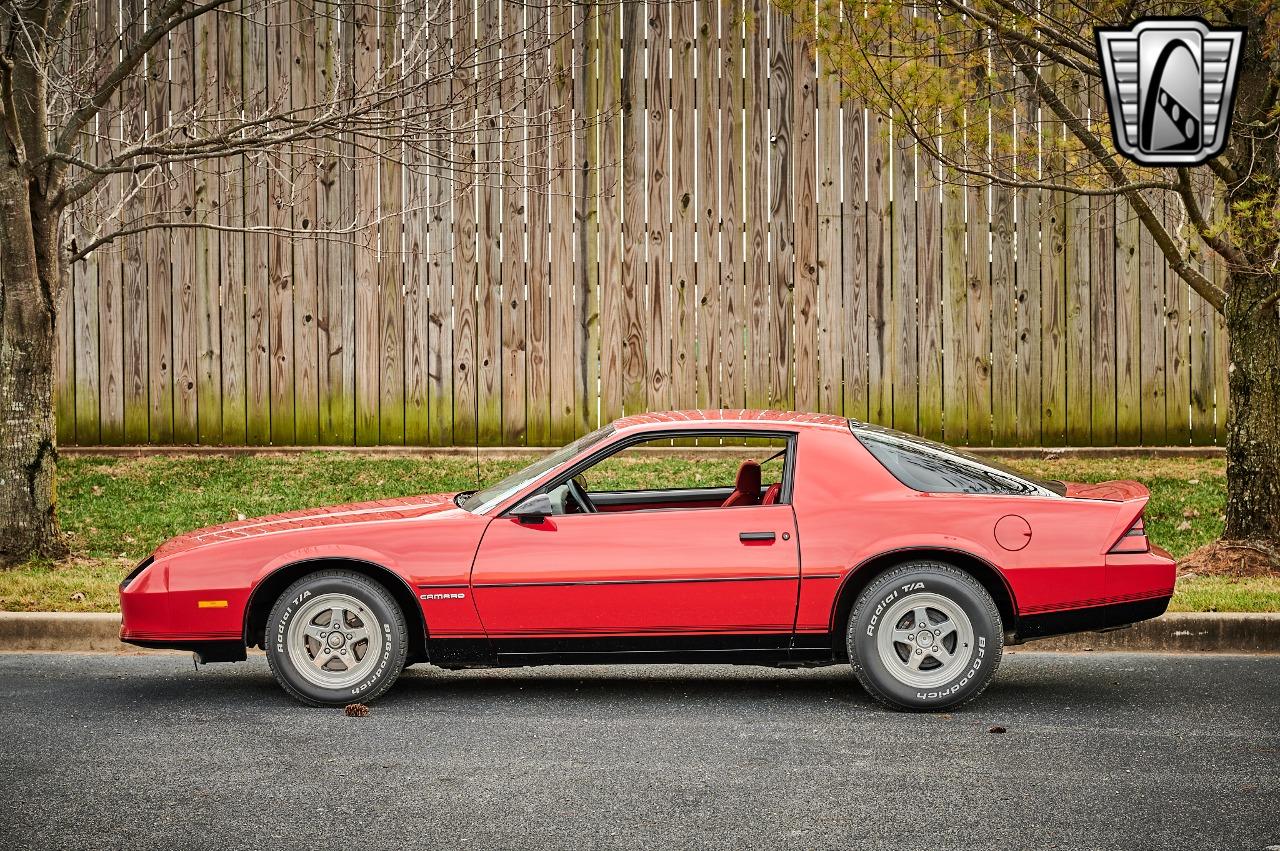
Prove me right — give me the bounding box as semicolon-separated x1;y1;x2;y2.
739;531;776;542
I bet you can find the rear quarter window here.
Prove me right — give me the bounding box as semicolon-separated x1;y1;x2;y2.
854;429;1059;497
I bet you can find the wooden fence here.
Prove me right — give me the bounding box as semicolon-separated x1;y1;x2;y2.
55;0;1229;448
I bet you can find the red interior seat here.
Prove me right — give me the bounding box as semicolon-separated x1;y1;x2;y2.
761;483;781;505
722;461;762;508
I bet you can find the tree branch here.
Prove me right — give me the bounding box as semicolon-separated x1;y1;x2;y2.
0;52;28;165
51;0;231;161
44;0;76;42
875;99;1175;197
981;0;1098;63
1006;40;1228;313
1175;167;1245;269
47;0;575;210
934;0;1099;79
822;11;1171;198
1206;156;1239;187
68;206;437;265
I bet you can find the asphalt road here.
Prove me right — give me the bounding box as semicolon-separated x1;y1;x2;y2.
0;651;1276;851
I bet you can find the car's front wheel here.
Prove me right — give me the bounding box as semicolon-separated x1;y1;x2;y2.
847;561;1003;711
265;569;408;706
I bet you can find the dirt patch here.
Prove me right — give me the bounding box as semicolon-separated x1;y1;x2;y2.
1178;540;1280;579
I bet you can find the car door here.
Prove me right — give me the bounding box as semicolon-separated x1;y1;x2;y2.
469;493;800;641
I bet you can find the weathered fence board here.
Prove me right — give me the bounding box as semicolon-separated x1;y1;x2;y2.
791;19;817;415
243;2;270;445
266;2;295;446
352;3;379;445
73;4;101;445
549;0;577;440
60;0;1231;448
576;2;599;438
644;0;670;416
426;0;455;446
525;0;551;444
815;49;842;417
988;56;1015;447
1088;88;1116;448
1139;190;1167;444
476;0;503;446
293;7;320;446
618;0;646;423
194;8;221;445
1115;198;1141;445
744;0;768;411
500;0;529;445
378;0;405;445
840;97;867;423
866;104;890;430
120;0;149;445
695;0;719;410
718;1;745;411
171;16;198;445
768;4;793;411
97;0;125;445
670;0;696;414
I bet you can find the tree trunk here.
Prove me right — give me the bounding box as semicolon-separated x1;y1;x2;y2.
1223;273;1280;543
0;153;66;566
1218;2;1280;545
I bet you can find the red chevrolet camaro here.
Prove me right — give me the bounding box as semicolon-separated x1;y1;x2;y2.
119;410;1175;710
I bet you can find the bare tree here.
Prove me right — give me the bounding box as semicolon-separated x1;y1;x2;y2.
782;0;1280;545
0;0;579;564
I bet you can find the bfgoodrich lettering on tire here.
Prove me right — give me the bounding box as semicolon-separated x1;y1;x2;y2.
847;561;1003;711
265;569;409;707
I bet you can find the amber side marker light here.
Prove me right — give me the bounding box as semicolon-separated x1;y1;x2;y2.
197;600;229;609
1109;517;1150;554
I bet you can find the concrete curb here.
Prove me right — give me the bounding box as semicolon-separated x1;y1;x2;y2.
0;611;1275;655
0;612;130;652
1016;612;1280;654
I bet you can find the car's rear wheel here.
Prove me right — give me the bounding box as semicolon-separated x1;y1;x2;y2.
265;570;408;706
847;561;1003;711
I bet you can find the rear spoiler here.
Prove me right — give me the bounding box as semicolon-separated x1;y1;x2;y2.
1063;480;1149;502
1064;480;1150;554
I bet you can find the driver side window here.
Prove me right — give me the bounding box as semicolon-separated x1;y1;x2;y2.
551;433;790;515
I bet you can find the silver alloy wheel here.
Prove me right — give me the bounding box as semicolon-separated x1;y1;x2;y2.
874;591;975;689
286;592;383;690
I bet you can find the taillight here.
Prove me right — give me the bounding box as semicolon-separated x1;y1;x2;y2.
1109;517;1149;554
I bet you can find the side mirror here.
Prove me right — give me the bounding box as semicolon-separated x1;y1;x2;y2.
511;493;554;524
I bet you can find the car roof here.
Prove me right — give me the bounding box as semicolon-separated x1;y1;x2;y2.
610;409;851;434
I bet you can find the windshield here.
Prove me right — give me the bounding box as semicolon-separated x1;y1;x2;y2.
459;425;616;514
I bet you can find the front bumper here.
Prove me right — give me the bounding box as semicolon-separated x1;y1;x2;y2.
119;555;171;643
123;637;247;662
119;554;242;654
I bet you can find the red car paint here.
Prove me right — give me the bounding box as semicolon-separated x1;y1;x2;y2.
119;410;1176;661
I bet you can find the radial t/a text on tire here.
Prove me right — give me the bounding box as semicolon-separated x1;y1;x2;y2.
847;561;1003;711
265;569;409;706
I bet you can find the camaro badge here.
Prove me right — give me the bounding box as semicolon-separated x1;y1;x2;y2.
1095;18;1244;166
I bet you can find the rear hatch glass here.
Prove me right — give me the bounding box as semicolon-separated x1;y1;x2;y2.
851;422;1066;497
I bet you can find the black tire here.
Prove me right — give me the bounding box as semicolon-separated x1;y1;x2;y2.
847;561;1003;711
265;569;409;707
